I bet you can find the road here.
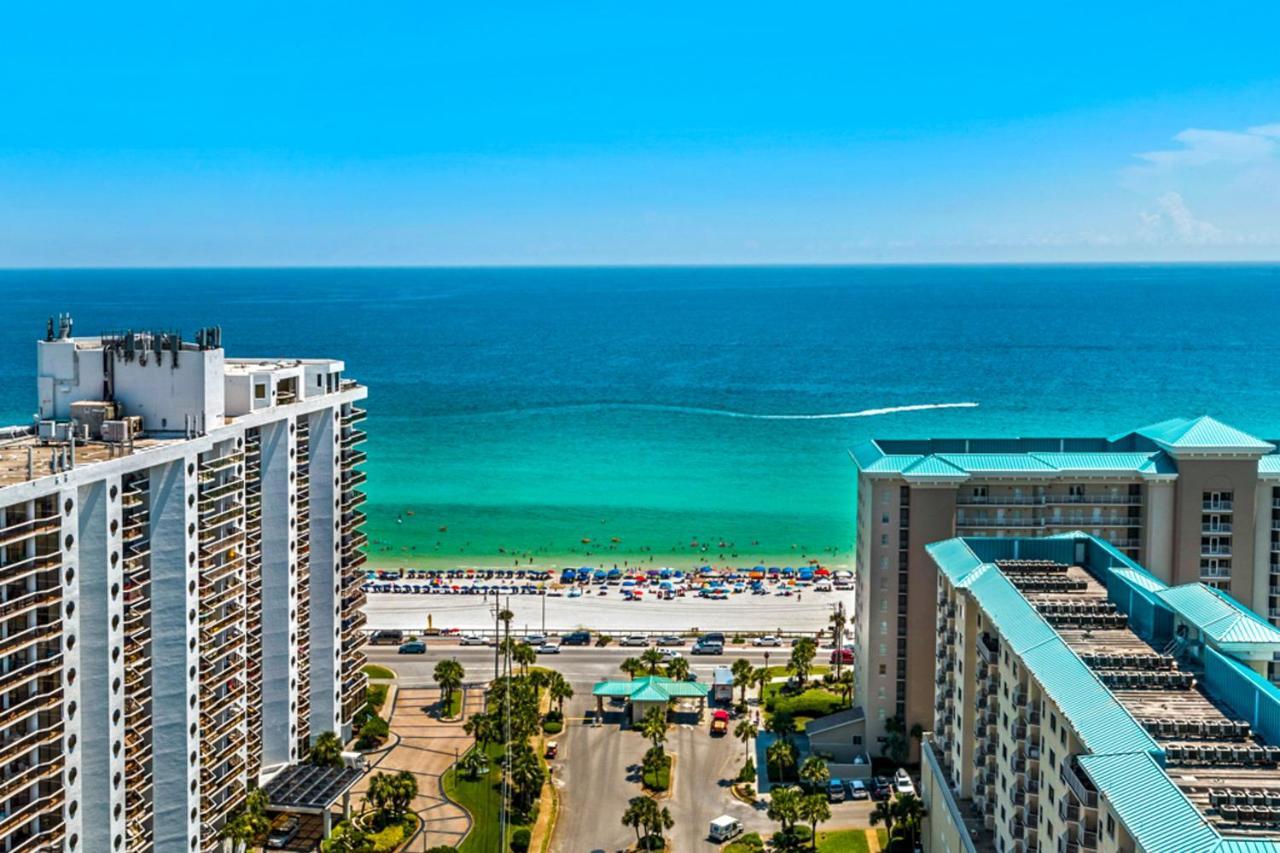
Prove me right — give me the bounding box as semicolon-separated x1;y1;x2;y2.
366;644;786;687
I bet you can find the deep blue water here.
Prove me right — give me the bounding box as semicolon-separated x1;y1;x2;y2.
1;265;1277;566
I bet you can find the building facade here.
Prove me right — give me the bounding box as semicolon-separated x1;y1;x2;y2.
0;318;368;853
921;533;1280;853
851;417;1280;755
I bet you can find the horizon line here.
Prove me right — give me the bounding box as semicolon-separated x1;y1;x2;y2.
3;259;1280;272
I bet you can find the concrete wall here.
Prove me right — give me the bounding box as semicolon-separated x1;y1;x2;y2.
905;488;956;760
76;477;126;853
1173;458;1259;597
309;406;342;739
920;736;976;853
150;455;201;851
260;419;297;765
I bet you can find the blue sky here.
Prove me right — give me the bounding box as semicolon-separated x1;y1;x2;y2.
2;2;1279;265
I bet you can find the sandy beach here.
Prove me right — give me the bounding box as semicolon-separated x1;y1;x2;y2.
360;588;852;634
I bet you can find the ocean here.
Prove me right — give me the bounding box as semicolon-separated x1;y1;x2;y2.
2;265;1278;568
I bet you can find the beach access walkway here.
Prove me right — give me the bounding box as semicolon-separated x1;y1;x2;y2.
351;686;485;850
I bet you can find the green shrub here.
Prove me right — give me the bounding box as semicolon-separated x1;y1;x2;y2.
357;714;390;749
510;827;532;852
542;719;563;734
367;683;389;711
737;758;756;782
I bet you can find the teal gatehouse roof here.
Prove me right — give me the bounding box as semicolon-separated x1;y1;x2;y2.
592;676;709;702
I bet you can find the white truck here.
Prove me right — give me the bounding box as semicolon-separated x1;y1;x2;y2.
709;815;743;842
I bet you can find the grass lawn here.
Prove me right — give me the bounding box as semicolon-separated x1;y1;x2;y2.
443;689;463;718
763;664;831;680
762;682;847;729
642;755;671;791
362;663;396;680
815;829;872;853
443;742;536;853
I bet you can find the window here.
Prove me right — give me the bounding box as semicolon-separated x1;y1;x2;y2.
878;663;886;675
254;384;266;400
1048;749;1056;769
1106;815;1116;837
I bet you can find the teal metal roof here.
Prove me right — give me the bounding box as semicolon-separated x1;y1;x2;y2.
1033;451;1164;471
936;453;1057;472
1110;565;1168;595
1258;455;1280;475
1156;585;1280;646
1078;752;1221;853
928;536;1159;757
591;676;710;702
1134;416;1274;454
901;456;968;477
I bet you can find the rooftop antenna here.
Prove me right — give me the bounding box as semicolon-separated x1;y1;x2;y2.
45;317;54;342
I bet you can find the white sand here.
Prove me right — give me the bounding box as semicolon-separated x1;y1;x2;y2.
361;589;853;634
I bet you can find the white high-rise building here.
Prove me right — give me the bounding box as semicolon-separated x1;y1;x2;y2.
0;316;369;853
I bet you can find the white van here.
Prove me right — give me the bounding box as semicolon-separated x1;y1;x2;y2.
709;815;743;842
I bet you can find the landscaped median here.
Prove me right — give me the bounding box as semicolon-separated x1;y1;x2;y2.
443;742;538;853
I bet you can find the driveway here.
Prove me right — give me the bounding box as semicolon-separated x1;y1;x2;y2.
552;695;774;853
351;686;487;850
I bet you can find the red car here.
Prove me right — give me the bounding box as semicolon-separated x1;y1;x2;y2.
711;709;730;736
829;648;853;665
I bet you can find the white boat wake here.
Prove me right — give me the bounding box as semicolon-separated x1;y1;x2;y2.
436;401;978;421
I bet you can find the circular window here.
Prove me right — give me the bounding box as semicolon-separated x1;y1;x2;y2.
67;668;77;685
112;740;121;757
110;551;119;567
188;494;195;508
65;567;76;584
111;582;119;598
68;700;77;719
190;723;197;737
189;665;196;679
64;498;74;515
188;608;195;624
187;463;195;476
111;647;120;662
188;523;195;536
69;767;78;784
188;580;196;595
112;677;121;694
110;520;119;535
68;733;77;751
188;638;196;651
65;601;75;617
70;835;79;851
112;708;120;724
66;634;76;651
70;801;78;817
188;552;195;567
64;534;75;550
110;485;118;500
112;615;120;630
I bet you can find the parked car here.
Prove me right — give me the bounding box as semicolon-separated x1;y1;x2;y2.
894;768;917;796
752;635;782;647
829;648;854;665
537;642;561;655
266;816;300;849
656;634;686;646
710;709;730;736
458;633;488;646
620;634;650;647
692;641;724;655
398;640;426;654
699;632;726;646
561;630;591;646
370;629;404;646
871;776;892;800
545;741;558;759
522;634;547;646
847;779;870;800
827;778;846;802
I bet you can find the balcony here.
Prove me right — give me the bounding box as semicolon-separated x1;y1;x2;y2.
957;517;1043;529
1202;521;1233;533
1061;760;1099;810
1045;493;1142;505
957;494;1043;506
1205;500;1234;511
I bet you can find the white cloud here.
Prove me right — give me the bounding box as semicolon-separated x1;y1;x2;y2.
1135;126;1278;170
1141;191;1221;244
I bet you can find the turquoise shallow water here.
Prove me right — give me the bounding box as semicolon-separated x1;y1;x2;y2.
1;265;1278;567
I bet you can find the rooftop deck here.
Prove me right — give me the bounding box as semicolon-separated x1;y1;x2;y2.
995;558;1280;837
0;434;177;488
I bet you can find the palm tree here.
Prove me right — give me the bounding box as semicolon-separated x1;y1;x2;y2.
798;792;832;850
869;797;896;839
621;797;648;849
788;637;817;685
666;656;690;682
512;642;536;675
639;647;664;675
458;747;488;779
547;670;574;713
734;719;758;762
620;657;644;679
433;658;465;714
753;666;771;702
835;669;854;705
309;731;344;768
219;787;269;852
798;756;830;792
645;803;674;849
882;716;908;765
768;710;797;744
509;742;545;812
731;658;754;703
639;705;668;751
766;784;801;834
828;607;848;676
894;792;928;850
464;711;497;747
767;738;797;782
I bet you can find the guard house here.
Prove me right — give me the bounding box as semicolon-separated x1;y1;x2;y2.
804;707;869;767
592;676;710;723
